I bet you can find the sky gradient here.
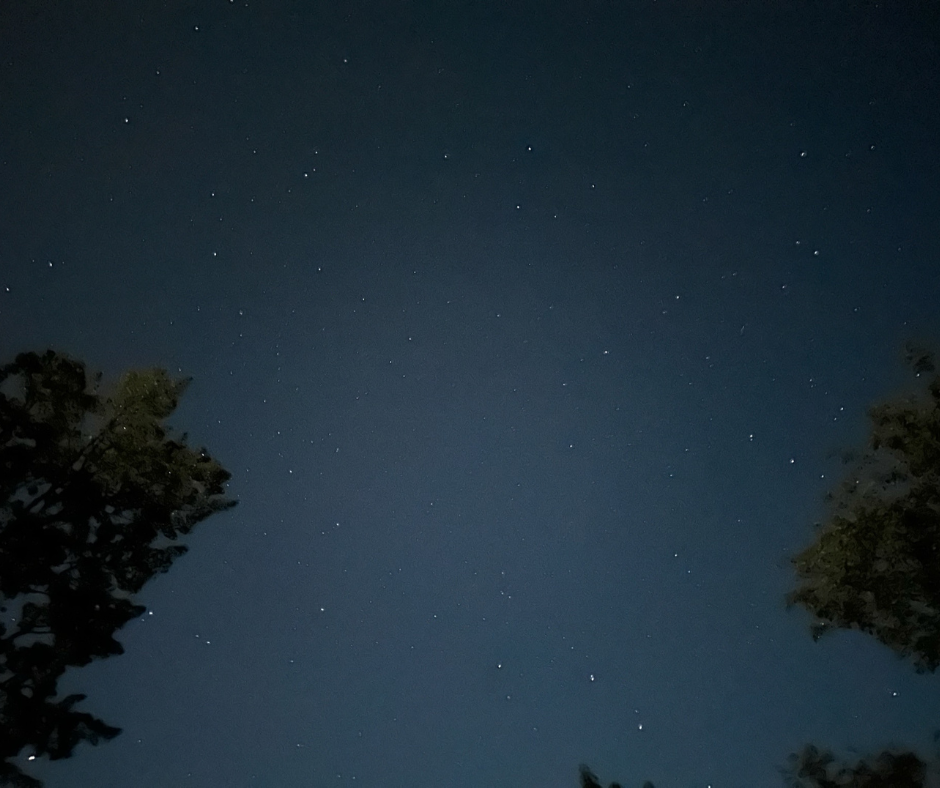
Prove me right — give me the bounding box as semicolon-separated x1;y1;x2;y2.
2;1;940;786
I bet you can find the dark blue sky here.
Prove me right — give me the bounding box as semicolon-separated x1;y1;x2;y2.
2;1;940;786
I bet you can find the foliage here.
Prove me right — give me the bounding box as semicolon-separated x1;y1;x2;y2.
789;343;940;672
782;744;927;788
578;763;653;788
0;350;236;786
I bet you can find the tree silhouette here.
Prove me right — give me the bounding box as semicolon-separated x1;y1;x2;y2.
578;763;652;788
789;342;940;672
782;342;940;788
0;350;236;787
575;345;940;788
781;743;928;788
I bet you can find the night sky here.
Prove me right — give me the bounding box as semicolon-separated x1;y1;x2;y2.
3;1;940;786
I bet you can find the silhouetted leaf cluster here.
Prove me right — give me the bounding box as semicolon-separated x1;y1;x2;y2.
579;763;653;788
0;350;235;786
789;342;940;672
782;744;927;788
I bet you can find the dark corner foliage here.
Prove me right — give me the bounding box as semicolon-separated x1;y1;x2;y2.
789;342;940;673
0;350;235;786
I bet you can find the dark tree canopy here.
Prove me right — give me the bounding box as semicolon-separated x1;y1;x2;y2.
782;744;928;788
578;763;652;788
575;347;940;788
0;350;236;787
789;343;940;672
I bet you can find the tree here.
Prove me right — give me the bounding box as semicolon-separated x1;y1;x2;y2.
783;343;940;787
0;350;236;787
788;342;940;672
781;743;928;788
574;347;940;788
578;763;652;788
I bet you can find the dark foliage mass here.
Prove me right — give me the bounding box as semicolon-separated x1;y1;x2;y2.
0;350;235;787
578;763;653;788
782;744;928;788
789;342;940;672
576;345;940;788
